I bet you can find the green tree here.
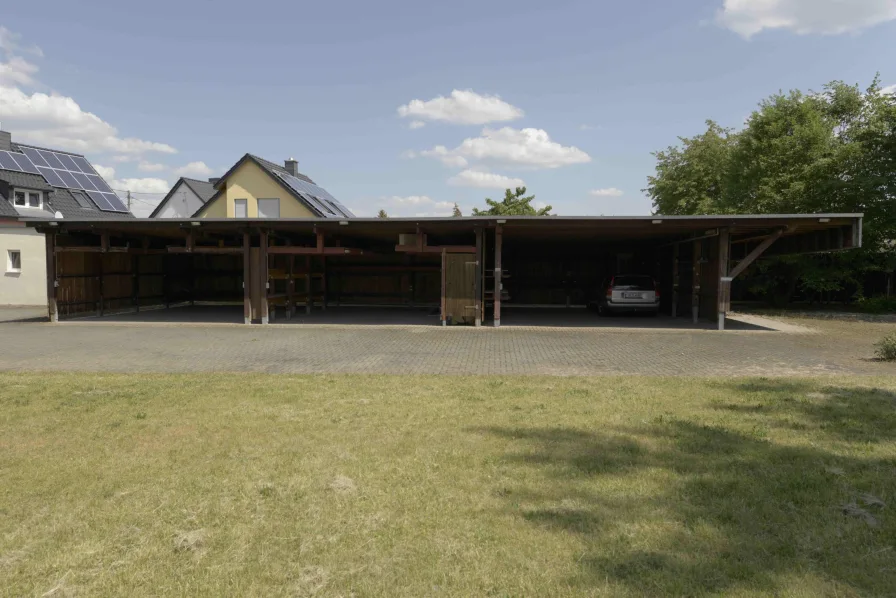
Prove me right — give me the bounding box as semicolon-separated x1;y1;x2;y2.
472;187;551;216
452;203;463;217
646;76;896;304
377;209;388;219
645;121;736;215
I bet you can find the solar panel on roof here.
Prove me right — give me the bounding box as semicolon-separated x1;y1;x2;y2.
87;175;112;193
56;170;78;189
102;192;128;212
21;147;50;168
71;156;95;174
56;153;80;172
71;172;96;191
37;167;65;188
10;152;40;174
86;190;114;210
17;145;126;212
38;149;65;170
0;151;21;171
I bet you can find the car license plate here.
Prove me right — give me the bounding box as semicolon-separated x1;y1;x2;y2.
623;292;643;299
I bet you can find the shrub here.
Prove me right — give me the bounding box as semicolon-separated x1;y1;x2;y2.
875;333;896;361
856;296;896;314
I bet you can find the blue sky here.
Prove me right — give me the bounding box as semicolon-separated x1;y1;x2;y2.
1;0;894;217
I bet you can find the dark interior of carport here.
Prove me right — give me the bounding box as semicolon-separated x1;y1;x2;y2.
34;215;861;329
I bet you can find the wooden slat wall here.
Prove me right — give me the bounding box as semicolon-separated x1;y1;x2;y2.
445;253;476;325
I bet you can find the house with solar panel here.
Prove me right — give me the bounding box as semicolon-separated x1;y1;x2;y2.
191;154;354;219
0;128;129;306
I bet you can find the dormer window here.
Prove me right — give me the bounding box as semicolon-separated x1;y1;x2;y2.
13;189;43;209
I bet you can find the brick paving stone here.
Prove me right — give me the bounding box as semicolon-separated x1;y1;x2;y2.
0;315;893;376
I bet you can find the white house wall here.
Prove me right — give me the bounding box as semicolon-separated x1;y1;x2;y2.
0;227;46;306
156;182;205;218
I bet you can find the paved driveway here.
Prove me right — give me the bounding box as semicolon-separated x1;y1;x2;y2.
0;314;893;376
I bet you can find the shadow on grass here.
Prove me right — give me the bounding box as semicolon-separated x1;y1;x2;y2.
713;379;896;443
472;420;895;596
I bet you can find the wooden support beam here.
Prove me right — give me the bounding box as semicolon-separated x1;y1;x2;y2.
97;251;104;317
133;252;140;313
267;246;364;255
691;239;701;323
186;230;194;253
474;228;483;327
416;227;424;252
717;228;730;331
441;248;447;326
305;256;312;315
394;245;476;254
287;244;295;320
316;230;325;253
672;242;679;318
167;246;243;254
100;232;109;253
243;232;251;324
728;229;784;280
494;225;502;327
45;231;58;322
260;231;269;324
321;256;327;311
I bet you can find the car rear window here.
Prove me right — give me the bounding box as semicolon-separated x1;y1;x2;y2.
613;276;654;290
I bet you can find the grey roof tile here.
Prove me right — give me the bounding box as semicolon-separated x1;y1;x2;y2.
181;178;216;202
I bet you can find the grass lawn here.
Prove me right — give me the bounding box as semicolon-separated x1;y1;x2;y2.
1;374;895;597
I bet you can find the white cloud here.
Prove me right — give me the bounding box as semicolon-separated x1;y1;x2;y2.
1;86;177;155
138;161;166;172
409;120;426;130
590;188;624;197
172;161;214;178
380;195;454;217
416;127;591;170
717;0;896;38
398;89;524;125
448;169;525;189
94;164;170;195
0;27;176;158
881;84;896;95
0;56;39;86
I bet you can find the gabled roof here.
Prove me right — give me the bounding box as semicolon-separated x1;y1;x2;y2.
194;153;352;218
0;170;131;220
149;177;216;218
0;139;134;219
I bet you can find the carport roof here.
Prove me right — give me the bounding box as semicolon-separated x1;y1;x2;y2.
19;212;862;240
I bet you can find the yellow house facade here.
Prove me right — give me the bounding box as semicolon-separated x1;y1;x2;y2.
193;154;353;220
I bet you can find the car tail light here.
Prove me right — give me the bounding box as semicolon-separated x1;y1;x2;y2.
606;278;614;299
654;281;661;300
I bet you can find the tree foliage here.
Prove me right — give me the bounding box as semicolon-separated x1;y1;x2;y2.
452;203;463;217
646;77;896;303
376;209;388;219
472;187;551;216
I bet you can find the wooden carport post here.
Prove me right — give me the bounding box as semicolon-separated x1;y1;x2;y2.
691;240;701;323
242;231;251;324
45;230;58;322
260;230;269;324
440;248;447;326
716;228;730;331
493;225;503;327
474;227;483;327
671;243;679;318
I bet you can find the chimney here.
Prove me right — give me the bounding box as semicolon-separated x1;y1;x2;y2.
208;177;221;185
0;129;11;152
284;158;299;177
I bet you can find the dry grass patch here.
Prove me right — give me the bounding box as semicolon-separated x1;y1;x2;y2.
0;373;895;596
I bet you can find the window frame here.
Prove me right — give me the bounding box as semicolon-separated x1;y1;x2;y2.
233;198;248;218
71;191;93;209
257;198;280;219
7;250;21;273
12;188;43;210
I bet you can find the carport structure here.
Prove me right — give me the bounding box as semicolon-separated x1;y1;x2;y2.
28;214;862;330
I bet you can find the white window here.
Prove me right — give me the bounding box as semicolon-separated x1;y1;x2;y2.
7;250;21;273
257;198;280;219
13;189;43;209
234;198;248;218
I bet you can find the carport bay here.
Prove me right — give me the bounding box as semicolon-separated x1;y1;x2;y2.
27;214;862;330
